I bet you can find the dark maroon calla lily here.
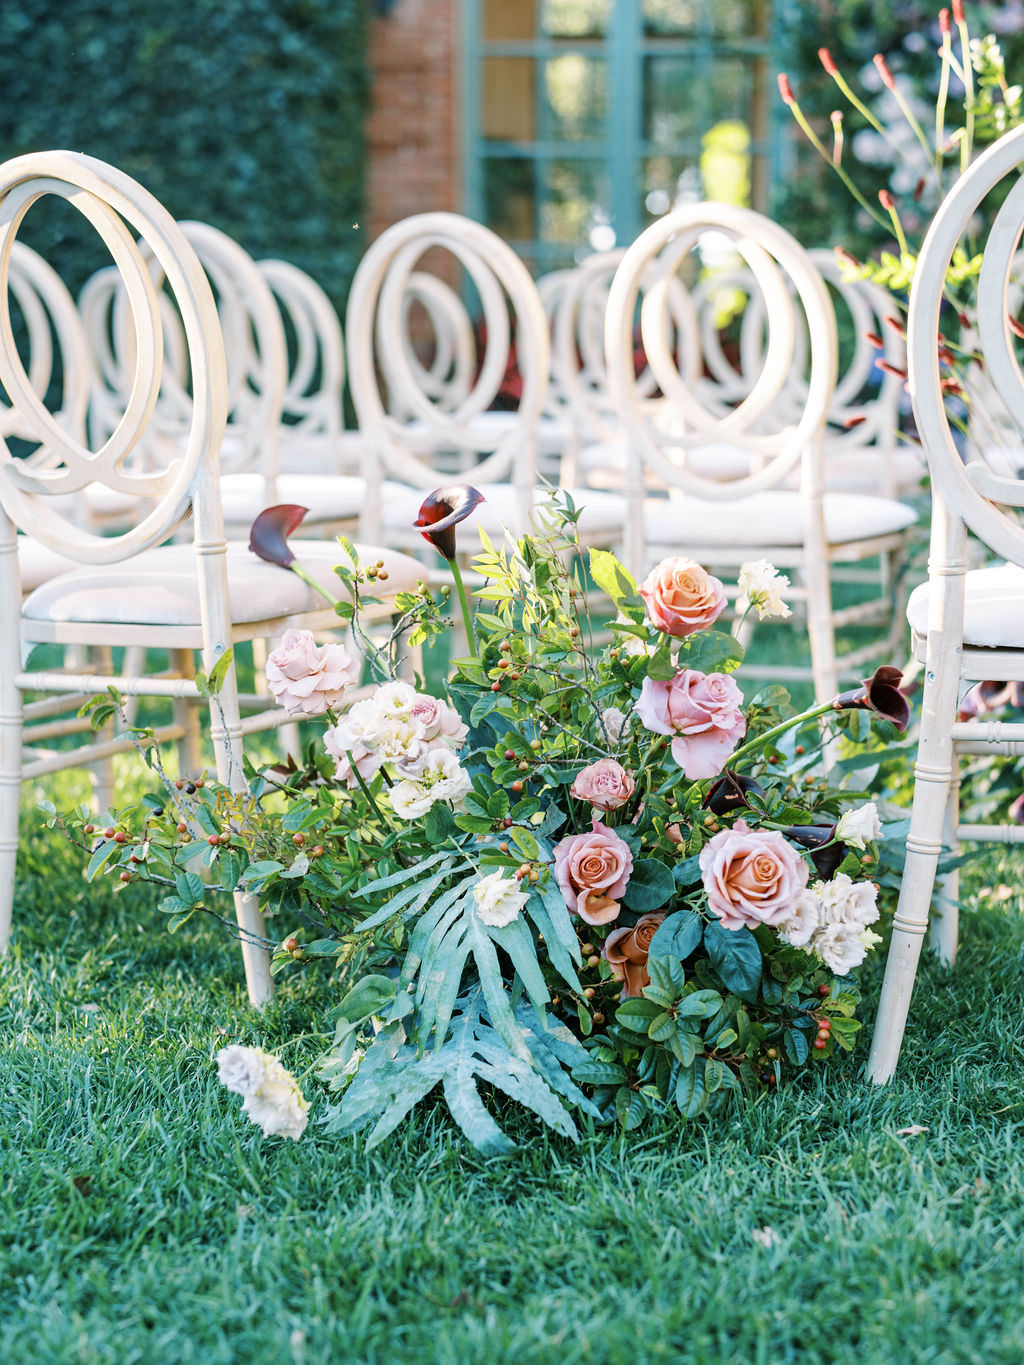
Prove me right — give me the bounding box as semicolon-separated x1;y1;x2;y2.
783;823;847;880
249;504;309;568
832;665;910;732
703;771;765;817
414;485;485;561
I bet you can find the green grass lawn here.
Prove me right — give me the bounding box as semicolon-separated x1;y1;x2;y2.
3;762;1024;1364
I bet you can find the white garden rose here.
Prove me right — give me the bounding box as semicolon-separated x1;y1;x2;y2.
816;874;880;929
737;559;792;620
216;1044;272;1097
241;1058;310;1140
388;778;436;821
777;889;820;948
473;870;530;928
388;748;471;821
602;706;626;744
836;802;882;849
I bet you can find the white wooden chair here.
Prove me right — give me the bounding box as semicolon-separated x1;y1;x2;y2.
0;151;423;1006
345;211;626;555
867;124;1024;1081
603;204;918;701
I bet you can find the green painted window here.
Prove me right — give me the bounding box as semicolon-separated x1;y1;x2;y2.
463;0;781;272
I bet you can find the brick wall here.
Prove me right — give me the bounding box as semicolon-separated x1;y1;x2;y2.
366;0;460;242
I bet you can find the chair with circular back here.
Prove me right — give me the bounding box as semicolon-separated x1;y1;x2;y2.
867;123;1024;1081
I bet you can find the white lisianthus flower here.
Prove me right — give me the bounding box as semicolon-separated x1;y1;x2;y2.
389;748;472;820
240;1057;310;1140
473;870;530;928
836;802;882;849
813;921;870;976
217;1046;310;1141
216;1044;273;1097
816;874;880;929
777;889;820;948
737;559;792;620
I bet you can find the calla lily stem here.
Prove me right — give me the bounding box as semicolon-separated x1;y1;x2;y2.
727;699;836;769
449;556;479;658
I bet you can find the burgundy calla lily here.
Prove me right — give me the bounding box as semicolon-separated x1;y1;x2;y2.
414;485;485;561
703;771;765;817
832;665;910;732
249;505;309;568
782;823;847;880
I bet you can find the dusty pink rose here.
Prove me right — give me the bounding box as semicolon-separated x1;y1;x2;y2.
636;669;746;779
570;758;636;811
266;628;360;717
603;913;667;997
639;557;726;638
552;818;634;926
409;692;468;746
698;820;809;931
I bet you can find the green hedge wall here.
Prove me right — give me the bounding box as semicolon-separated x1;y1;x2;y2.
0;0;368;310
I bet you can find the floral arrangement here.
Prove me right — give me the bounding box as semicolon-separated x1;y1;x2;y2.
64;491;908;1153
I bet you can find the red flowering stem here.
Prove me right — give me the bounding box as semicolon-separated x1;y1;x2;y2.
936;12;953;183
873;54;934;167
779;80;889;230
830;110;844;168
879;189;911;260
955;1;974;170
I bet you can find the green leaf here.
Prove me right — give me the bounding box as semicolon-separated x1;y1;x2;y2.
205;647;235;697
335;974;397;1023
647;641;676;681
647;1011;677;1043
614;1086;648;1130
572;1059;628;1086
703;920;762;1001
668;1030;701;1066
674;1059;708;1117
509;826;539;861
622;858;675;912
588;548;644;619
175;872;204;906
615;997;665;1030
784;1026;810;1066
703;1057;727;1093
648;909;703;961
676;988;723;1020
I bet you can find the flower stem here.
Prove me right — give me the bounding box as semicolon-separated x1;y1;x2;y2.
727;700;836;769
449;555;478;658
346;751;395;830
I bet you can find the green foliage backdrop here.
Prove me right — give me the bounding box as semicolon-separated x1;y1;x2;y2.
0;0;368;308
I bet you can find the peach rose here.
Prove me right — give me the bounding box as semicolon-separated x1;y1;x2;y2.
603;913;666;997
552;818;634;926
698;819;809;931
636;669;746;779
570;758;636;811
266;628;360;717
639;556;726;638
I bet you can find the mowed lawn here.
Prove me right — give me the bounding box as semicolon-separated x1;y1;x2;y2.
4;754;1024;1363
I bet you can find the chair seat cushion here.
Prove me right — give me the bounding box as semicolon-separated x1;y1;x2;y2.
219;473;365;524
21;540;424;628
580;440;755;484
643;489;917;548
907;563;1024;648
17;536;81;592
379;480;627;539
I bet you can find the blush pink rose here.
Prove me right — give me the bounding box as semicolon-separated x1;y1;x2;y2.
698;820;809;931
409;692;468;746
552;818;634;926
639;557;727;638
636;669;746;779
570;758;636;811
266;628;360;717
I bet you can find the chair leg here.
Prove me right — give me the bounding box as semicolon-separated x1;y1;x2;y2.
930;768;960;966
804;565;839;704
866;716;956;1084
0;696;21;953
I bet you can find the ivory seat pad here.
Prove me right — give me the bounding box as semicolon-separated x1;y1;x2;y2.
580;439;756;484
907;564;1024;649
278;430;368;474
219;473;365;523
17;536;81;592
406;410;572;456
22;540;423;628
643;489;917;548
378;479;626;538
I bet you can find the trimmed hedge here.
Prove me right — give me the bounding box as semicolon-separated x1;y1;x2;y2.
0;0;368;309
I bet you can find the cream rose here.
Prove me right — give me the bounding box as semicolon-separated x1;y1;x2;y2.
265;629;360;717
473;870;530;928
570;758;636;811
603;913;667;997
699;820;809;931
639;556;727;638
552;818;634;926
835;803;882;849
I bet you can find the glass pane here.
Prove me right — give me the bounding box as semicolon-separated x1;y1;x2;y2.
540;159;610;248
643;0;698;36
707;57;761;125
541;0;611;38
713;0;766;39
643;56;701;146
483;157;536;243
483;0;537;41
544;54;607;140
640;156;698;224
482;58;536;141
